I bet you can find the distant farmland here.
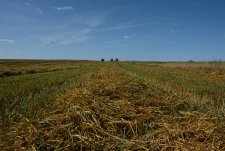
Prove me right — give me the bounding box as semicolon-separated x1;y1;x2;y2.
0;60;224;150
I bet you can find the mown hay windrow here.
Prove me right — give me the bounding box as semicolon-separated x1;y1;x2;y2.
1;64;224;150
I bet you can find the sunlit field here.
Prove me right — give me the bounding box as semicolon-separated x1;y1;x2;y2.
0;60;224;150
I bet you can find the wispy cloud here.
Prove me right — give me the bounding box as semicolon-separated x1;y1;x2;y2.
24;2;31;6
39;28;92;45
76;36;90;42
170;29;178;33
123;35;131;39
56;6;73;11
99;22;153;32
38;10;110;45
192;2;200;7
84;16;104;27
35;8;43;14
0;39;15;43
24;2;43;15
31;8;113;46
72;11;110;27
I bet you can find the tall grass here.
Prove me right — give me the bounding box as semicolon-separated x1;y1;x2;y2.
119;62;225;110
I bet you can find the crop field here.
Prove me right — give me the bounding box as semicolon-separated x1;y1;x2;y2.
0;60;225;150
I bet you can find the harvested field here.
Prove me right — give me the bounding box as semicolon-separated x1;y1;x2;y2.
1;62;224;150
0;60;93;77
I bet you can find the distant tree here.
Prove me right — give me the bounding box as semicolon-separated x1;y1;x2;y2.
110;58;113;62
188;60;194;63
115;58;119;62
101;59;105;62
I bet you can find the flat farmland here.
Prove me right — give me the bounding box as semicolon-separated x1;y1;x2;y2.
0;61;224;150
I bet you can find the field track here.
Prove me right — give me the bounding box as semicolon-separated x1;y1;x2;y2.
1;63;225;150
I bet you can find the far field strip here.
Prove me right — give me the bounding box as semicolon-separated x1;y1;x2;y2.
1;63;224;150
0;61;95;77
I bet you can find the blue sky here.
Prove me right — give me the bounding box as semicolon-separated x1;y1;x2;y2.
0;0;225;61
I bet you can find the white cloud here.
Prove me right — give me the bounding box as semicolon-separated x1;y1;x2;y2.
56;6;73;11
85;16;103;27
193;2;200;7
123;35;131;39
39;28;92;45
170;29;178;33
0;39;15;43
38;10;111;45
24;2;31;6
71;10;113;28
99;22;153;32
35;8;43;14
76;36;90;42
24;2;43;15
73;13;106;28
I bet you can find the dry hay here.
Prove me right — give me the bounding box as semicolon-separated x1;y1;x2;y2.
1;64;225;150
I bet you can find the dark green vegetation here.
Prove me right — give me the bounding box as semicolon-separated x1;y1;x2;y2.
0;61;224;150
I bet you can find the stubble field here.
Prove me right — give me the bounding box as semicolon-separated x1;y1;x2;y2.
0;60;224;150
